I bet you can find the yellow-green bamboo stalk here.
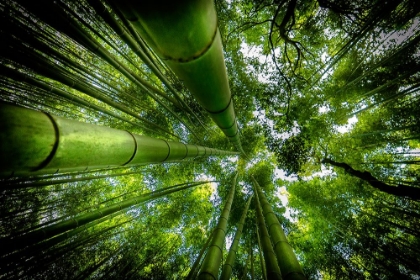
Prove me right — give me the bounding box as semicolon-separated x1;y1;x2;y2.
111;0;244;152
257;225;268;280
252;176;305;280
3;181;209;255
186;230;214;280
198;173;237;279
255;189;282;280
0;103;238;177
220;195;253;280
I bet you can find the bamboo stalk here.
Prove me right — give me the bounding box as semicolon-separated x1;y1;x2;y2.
252;176;305;280
112;0;244;152
220;195;253;280
2;181;210;255
0;103;238;177
198;173;237;279
254;188;282;280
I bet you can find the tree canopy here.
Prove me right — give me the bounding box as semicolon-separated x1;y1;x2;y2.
1;0;419;279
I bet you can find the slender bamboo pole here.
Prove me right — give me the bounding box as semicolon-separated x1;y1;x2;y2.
7;1;201;139
251;246;254;280
3;212;129;269
240;252;251;280
339;32;420;93
3;171;143;189
198;173;237;279
257;226;268;280
0;103;238;177
1;65;148;131
86;0;194;112
186;230;214;280
255;189;282;280
2;181;210;255
220;195;252;280
3;37;177;138
252;176;305;280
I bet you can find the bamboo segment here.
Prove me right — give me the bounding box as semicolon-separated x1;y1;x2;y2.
0;103;238;177
112;0;244;152
255;190;283;280
220;195;252;280
198;173;237;279
252;176;306;280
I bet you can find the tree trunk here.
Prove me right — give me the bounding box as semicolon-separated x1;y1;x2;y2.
220;195;252;279
322;158;420;200
198;173;237;279
253;176;306;280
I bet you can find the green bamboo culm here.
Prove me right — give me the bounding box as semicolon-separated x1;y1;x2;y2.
111;0;244;153
186;230;214;280
252;176;306;280
197;173;237;279
14;1;200;140
240;252;251;280
1;211;127;275
0;103;238;177
220;195;253;280
2;181;210;256
257;225;268;280
86;0;207;129
255;189;283;280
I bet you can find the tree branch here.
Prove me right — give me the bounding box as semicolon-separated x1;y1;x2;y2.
322;158;420;201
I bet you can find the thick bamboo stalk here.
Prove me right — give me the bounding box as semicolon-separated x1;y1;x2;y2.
112;0;244;152
220;195;253;280
252;176;305;280
198;173;237;279
255;190;282;280
0;103;238;177
10;1;200;139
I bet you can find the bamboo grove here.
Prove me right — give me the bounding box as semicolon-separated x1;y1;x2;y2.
0;0;419;279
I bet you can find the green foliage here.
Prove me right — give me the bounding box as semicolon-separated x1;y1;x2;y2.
1;0;420;279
